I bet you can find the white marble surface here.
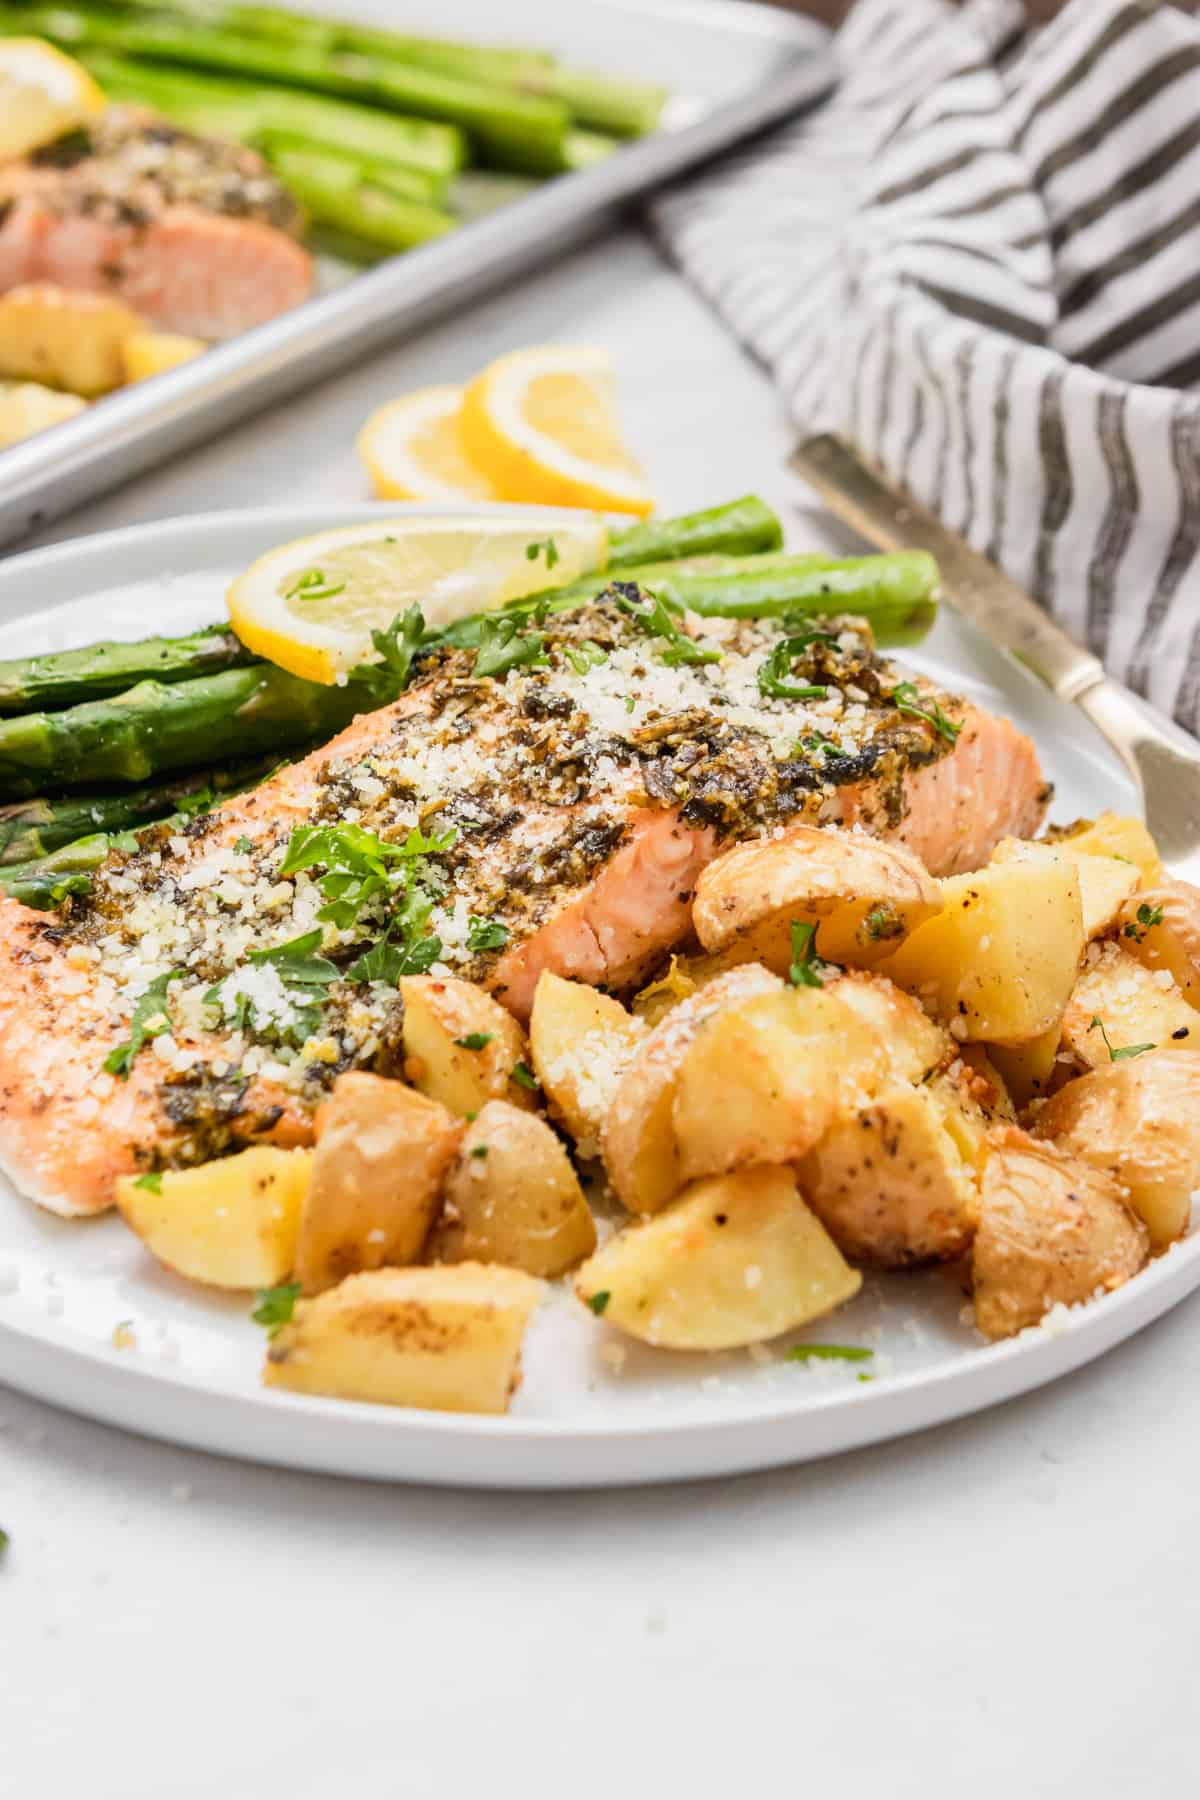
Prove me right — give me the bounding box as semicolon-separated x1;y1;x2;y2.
3;230;1197;1797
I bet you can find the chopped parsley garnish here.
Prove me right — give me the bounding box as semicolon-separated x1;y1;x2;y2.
251;1281;301;1337
614;588;720;668
786;1344;873;1364
757;630;835;702
279;820;455;930
565;639;609;676
466;915;509;953
623;694;636;714
233;836;254;855
455;1032;494;1051
470;1144;489;1160
1088;1015;1155;1062
104;968;182;1078
587;1290;611;1315
525;536;560;570
788;919;824;989
352;605;426;701
347;885;443;983
133;1171;163;1194
1123;902;1164;943
473;615;548;680
864;903;904;942
284;566;346;601
247;929;339;987
798;730;840;758
511;1060;539;1090
890;681;961;744
207;929;338;1045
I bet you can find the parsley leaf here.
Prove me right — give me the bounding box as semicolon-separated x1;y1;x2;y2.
564;639;608;676
473;615;548;680
1123;902;1164;944
786;1344;873;1364
511;1060;539;1091
252;1281;301;1337
890;681;961;744
788;920;824;989
279;820;455;930
234;836;253;855
455;1032;494;1051
864;903;904;942
133;1171;163;1194
104;969;182;1078
347;886;443;984
470;1144;489;1160
466;915;509;953
614;587;720;668
757;630;835;702
1088;1015;1155;1062
587;1290;611;1316
247;929;339;988
355;604;426;700
284;566;346;601
525;536;560;570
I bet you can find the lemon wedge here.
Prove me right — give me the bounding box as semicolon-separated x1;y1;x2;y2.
0;39;106;161
358;385;503;503
227;514;609;684
460;346;654;517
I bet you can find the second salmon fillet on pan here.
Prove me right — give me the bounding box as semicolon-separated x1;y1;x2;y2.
0;592;1048;1217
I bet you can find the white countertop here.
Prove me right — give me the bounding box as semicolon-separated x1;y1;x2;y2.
3;229;1197;1798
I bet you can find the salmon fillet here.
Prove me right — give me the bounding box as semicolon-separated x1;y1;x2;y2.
0;595;1048;1217
0;108;312;338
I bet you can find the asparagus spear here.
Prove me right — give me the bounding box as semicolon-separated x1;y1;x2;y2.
609;496;784;568
268;148;454;252
79;49;468;177
0;664;380;798
0;757;281;864
0;626;258;717
518;68;666;139
254;131;444;207
0;832;118;909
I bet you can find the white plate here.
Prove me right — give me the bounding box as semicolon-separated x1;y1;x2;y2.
0;505;1192;1489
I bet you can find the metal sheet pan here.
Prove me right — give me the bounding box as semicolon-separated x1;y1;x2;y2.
0;0;835;548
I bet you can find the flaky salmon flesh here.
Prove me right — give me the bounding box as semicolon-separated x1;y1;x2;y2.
0;109;312;338
0;594;1048;1217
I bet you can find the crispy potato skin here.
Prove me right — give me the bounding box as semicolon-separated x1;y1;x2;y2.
115;1146;310;1290
529;972;645;1155
400;975;535;1116
295;1073;461;1295
972;1130;1149;1340
575;1166;860;1350
799;1081;980;1267
264;1263;543;1413
693;824;941;969
1116;879;1200;1008
1060;944;1197;1071
1031;1049;1200;1249
430;1101;596;1278
602;963;781;1214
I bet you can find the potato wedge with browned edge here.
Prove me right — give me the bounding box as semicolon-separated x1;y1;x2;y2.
693;824;941;970
116;1147;310;1290
429;1101;596;1277
264;1264;543;1413
529;972;644;1155
295;1072;461;1295
881;849;1084;1044
575;1166;860;1350
1116;879;1200;1008
401;974;535;1117
1032;1049;1200;1248
603;963;781;1214
972;1130;1149;1340
1059;945;1197;1072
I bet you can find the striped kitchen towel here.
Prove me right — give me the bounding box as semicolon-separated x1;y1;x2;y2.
651;0;1200;735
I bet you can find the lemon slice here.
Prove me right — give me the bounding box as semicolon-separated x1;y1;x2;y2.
460;346;654;517
0;39;106;161
227;514;609;684
357;385;503;503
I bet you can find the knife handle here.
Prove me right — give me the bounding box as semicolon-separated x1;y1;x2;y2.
790;435;1105;702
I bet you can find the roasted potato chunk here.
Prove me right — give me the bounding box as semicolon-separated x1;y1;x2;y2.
401;974;535;1117
693;824;941;969
1032;1049;1200;1248
799;1081;980;1267
264;1264;543;1413
115;1147;310;1290
430;1102;596;1277
529;972;644;1154
1059;944;1197;1071
992;836;1139;939
1116;879;1200;1007
0;378;86;446
603;963;781;1214
295;1073;461;1294
827;970;949;1083
0;284;140;396
1051;812;1163;884
972;1130;1149;1340
671;985;884;1186
881;849;1084;1044
988;1026;1062;1108
121;330;206;382
575;1166;860;1350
